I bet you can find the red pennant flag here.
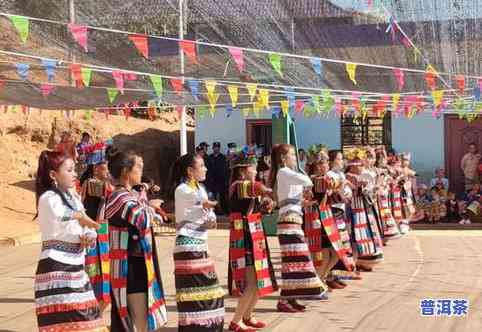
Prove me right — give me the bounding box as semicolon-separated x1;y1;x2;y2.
170;78;184;96
68;24;88;52
455;75;465;94
401;36;411;48
176;105;184;119
179;40;198;64
123;104;131;120
128;34;149;58
295;100;305;113
40;84;55;97
0;79;5;91
228;47;244;72
425;66;437;91
112;71;125;94
147;106;156;121
393;68;405;91
21;105;28;115
69;64;84;88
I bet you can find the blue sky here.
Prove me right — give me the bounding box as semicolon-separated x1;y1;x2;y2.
330;0;482;22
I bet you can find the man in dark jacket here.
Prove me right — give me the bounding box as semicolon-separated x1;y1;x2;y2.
206;142;229;214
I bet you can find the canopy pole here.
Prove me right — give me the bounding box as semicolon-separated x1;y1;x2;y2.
179;0;187;156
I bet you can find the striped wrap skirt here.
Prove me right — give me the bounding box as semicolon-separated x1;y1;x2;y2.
34;241;107;332
277;213;327;299
174;235;225;332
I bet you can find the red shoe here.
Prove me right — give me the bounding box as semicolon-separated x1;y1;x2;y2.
243;317;267;329
288;300;306;312
326;280;345;289
229;322;256;332
277;301;299;313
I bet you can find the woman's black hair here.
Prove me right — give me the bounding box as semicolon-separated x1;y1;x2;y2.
79;164;94;185
171;153;200;192
107;150;138;180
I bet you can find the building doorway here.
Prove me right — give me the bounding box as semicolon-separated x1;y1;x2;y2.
246;119;272;155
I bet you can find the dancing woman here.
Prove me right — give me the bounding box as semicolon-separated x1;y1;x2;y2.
270;144;327;313
34;150;106;332
227;150;278;332
173;154;225;332
105;151;168;332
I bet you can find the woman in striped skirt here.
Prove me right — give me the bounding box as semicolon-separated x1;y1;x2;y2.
34;150;106;332
173;154;225;332
270;144;327;313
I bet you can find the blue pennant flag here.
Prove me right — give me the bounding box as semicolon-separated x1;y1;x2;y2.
225;106;233;118
41;59;57;81
310;58;323;78
474;86;481;102
187;80;200;100
271;106;281;118
16;63;30;80
284;87;295;104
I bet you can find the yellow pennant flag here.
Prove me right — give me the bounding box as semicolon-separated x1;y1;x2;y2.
205;80;217;98
346;63;357;85
280;100;290;116
392;93;400;110
432;90;444;107
246;83;258;101
228;85;238;107
253;101;263;118
242;107;251;117
258;89;270;108
207;93;219;116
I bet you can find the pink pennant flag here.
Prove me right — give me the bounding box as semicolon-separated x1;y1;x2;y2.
393;68;405;91
179;40;198;64
69;64;84;88
40;84;55;97
0;79;5;91
176;105;184;119
128;34;149;58
125;73;138;81
68;23;88;52
170;79;184;96
295;100;305;113
401;36;411;49
112;71;125;94
479;79;482;92
228;47;244;72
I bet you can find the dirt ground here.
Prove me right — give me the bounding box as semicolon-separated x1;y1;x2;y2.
0;109;193;239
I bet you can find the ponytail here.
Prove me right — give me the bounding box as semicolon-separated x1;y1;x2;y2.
268;144;292;188
35;150;69;212
170;153;199;193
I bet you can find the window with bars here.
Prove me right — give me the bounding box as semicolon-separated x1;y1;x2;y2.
341;114;392;150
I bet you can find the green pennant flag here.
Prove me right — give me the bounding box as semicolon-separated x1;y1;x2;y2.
304;104;315;117
107;88;119;104
150;75;163;97
10;15;29;43
81;67;92;87
322;90;334;113
312;95;321;113
83;109;92;121
454;98;465;119
269;53;283;77
197;106;208;119
467;112;478;123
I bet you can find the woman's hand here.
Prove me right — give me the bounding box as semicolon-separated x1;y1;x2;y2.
77;212;100;230
150;184;161;193
149;199;164;210
203;200;218;209
79;234;96;249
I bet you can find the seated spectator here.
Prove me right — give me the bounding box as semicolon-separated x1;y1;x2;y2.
459;183;482;224
412;184;430;222
446;192;460;222
430;168;449;191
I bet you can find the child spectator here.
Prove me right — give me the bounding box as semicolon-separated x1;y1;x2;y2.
459;183;482;224
430;167;449;191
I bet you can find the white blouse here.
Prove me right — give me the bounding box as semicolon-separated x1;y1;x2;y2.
175;183;216;240
276;167;313;217
38;190;96;265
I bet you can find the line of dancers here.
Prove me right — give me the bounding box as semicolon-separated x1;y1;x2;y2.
33;143;416;332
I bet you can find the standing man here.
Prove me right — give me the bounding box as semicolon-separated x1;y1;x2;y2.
206;142;229;214
461;143;481;191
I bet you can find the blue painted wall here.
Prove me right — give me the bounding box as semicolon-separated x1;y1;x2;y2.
196;110;444;183
195;110;340;152
392;112;444;182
